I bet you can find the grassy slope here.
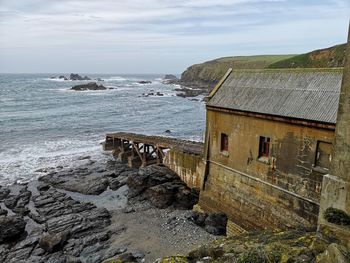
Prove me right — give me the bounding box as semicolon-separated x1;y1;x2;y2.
180;55;294;90
180;44;346;90
268;43;346;69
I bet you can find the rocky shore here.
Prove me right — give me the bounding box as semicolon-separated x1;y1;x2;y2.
0;157;217;263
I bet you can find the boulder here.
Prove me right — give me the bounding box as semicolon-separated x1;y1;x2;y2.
174;186;199;209
146;182;179;208
71;82;107;91
204;213;227;236
39;231;68;253
0;216;26;243
188;211;208;227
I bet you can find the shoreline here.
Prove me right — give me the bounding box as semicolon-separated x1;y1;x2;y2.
0;153;217;263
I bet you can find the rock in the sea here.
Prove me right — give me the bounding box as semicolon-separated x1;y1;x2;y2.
0;216;26;243
137;80;152;84
69;73;91;81
71;82;107;91
39;232;68;253
164;74;178;80
58;75;68;80
162;74;179;84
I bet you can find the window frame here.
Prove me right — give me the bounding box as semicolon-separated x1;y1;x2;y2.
220;133;229;153
314;140;332;170
258;136;270;158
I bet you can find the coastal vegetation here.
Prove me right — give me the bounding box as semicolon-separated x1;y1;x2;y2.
179;43;347;91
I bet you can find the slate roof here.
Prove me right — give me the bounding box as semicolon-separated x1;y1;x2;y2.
207;69;343;124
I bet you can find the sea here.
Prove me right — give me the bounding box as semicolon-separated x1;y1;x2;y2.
0;74;206;185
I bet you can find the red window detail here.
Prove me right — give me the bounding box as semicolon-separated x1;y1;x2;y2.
221;133;229;152
259;136;270;158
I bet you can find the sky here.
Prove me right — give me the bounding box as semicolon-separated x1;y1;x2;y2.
0;0;349;74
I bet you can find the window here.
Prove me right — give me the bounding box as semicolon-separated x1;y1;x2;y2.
259;136;270;158
220;133;229;152
315;141;332;170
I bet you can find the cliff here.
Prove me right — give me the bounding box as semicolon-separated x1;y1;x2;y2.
180;44;346;91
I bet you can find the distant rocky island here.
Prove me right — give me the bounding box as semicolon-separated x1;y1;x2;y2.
51;73;103;81
70;82;107;91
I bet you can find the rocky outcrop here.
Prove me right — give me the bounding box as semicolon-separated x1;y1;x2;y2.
39;162;135;195
70;82;107;91
39;232;68;253
141;90;164;97
162;75;179;84
188;212;227;236
0;216;26;243
164;74;178;80
127;165;198;209
69;73;91;81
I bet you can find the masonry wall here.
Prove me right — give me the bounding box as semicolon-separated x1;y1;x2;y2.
199;108;335;230
164;149;204;190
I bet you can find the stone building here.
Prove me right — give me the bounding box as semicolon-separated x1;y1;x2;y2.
199;68;344;233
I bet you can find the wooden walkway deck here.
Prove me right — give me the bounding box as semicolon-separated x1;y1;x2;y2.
102;132;204;167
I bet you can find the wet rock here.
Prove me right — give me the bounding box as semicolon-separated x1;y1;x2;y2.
40;172;109;195
138;80;152;84
71;82;106;91
37;183;50;192
0;186;10;200
0;208;8;216
108;178;121;190
162;74;179;84
4;195;20;209
0;216;26;243
39;231;68;253
69;73;91;81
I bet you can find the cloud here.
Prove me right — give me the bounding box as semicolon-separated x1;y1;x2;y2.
0;0;349;73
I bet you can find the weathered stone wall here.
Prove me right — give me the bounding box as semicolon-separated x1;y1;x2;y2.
164;149;205;190
199;108;335;230
317;24;350;249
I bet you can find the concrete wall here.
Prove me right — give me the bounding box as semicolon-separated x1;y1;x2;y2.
199;108;335;231
164;149;205;190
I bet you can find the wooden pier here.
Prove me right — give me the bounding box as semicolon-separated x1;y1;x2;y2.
102;132;204;168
